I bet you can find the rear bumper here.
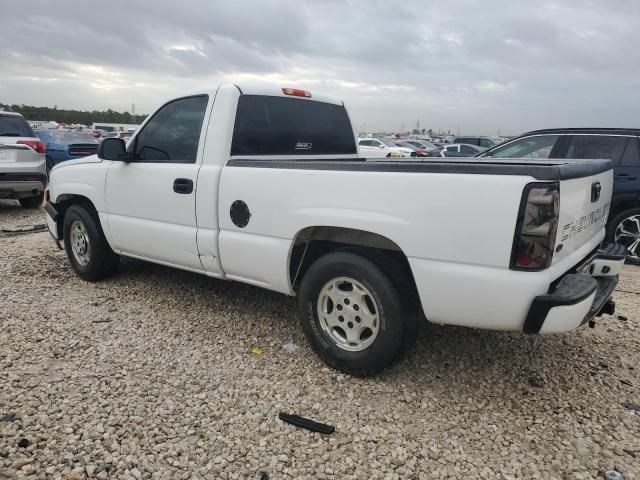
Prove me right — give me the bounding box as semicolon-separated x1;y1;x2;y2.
0;173;47;198
523;243;625;334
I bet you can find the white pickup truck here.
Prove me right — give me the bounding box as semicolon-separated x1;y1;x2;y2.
45;84;625;376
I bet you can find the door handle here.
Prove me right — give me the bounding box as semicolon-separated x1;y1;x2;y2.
173;178;193;194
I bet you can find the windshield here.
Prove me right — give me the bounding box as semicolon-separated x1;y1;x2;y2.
51;131;97;143
379;138;399;147
0;115;35;137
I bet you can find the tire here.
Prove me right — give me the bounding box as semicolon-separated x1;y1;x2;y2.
19;192;44;209
606;208;640;265
336;247;421;357
297;251;418;376
63;204;119;281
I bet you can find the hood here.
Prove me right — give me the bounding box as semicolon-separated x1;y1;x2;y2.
393;146;414;153
51;154;102;171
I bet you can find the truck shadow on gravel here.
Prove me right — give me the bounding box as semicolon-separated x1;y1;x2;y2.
111;257;620;394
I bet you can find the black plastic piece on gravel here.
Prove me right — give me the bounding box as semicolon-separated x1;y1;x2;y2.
622;401;640;411
528;376;544;388
18;438;29;448
1;414;16;422
279;413;335;434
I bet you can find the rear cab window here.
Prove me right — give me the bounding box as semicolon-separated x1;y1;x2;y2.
231;95;356;156
0;115;36;138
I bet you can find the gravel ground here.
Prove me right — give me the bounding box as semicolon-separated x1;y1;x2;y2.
1;199;639;480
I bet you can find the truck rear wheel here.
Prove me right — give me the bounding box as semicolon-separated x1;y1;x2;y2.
297;251;416;376
63;204;119;281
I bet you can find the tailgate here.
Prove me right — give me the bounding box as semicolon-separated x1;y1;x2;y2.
552;168;613;265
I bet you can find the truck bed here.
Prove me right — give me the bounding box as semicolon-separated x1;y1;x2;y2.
226;157;612;181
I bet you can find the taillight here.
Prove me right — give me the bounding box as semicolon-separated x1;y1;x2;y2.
510;182;560;270
17;140;46;154
282;87;311;98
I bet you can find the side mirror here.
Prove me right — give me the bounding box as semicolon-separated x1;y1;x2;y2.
379;144;385;148
98;138;127;161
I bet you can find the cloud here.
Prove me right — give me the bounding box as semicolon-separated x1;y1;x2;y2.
1;0;639;134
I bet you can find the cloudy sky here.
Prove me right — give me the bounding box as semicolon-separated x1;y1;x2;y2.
1;0;638;135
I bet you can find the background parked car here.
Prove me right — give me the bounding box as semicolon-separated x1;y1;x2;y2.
394;140;430;157
35;129;99;173
479;128;640;262
452;136;499;149
102;131;134;142
358;138;416;158
0;111;47;208
440;143;484;157
402;139;439;150
396;139;441;157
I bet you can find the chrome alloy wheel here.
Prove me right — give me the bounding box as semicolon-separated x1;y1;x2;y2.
70;220;91;266
615;214;640;261
317;277;380;352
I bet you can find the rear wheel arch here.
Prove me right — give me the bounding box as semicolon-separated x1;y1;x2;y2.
288;226;420;303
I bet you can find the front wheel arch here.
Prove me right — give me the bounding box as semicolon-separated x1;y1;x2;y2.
55;194;100;239
62;204;119;281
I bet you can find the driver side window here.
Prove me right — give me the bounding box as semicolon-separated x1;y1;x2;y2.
489;135;560;159
132;95;208;163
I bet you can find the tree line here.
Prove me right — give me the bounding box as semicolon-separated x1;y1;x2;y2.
3;103;147;125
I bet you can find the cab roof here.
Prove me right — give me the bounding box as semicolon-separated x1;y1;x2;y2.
187;84;345;107
524;127;640;136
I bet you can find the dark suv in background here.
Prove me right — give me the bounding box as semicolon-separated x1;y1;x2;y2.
479;128;640;262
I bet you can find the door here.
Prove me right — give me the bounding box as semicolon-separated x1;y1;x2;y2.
442;145;461;157
615;137;640;206
562;134;638;219
105;95;209;270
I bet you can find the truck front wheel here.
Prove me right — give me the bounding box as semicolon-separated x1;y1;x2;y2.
63;204;119;281
297;251;416;376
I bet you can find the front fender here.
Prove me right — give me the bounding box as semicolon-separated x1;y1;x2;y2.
49;159;108;213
